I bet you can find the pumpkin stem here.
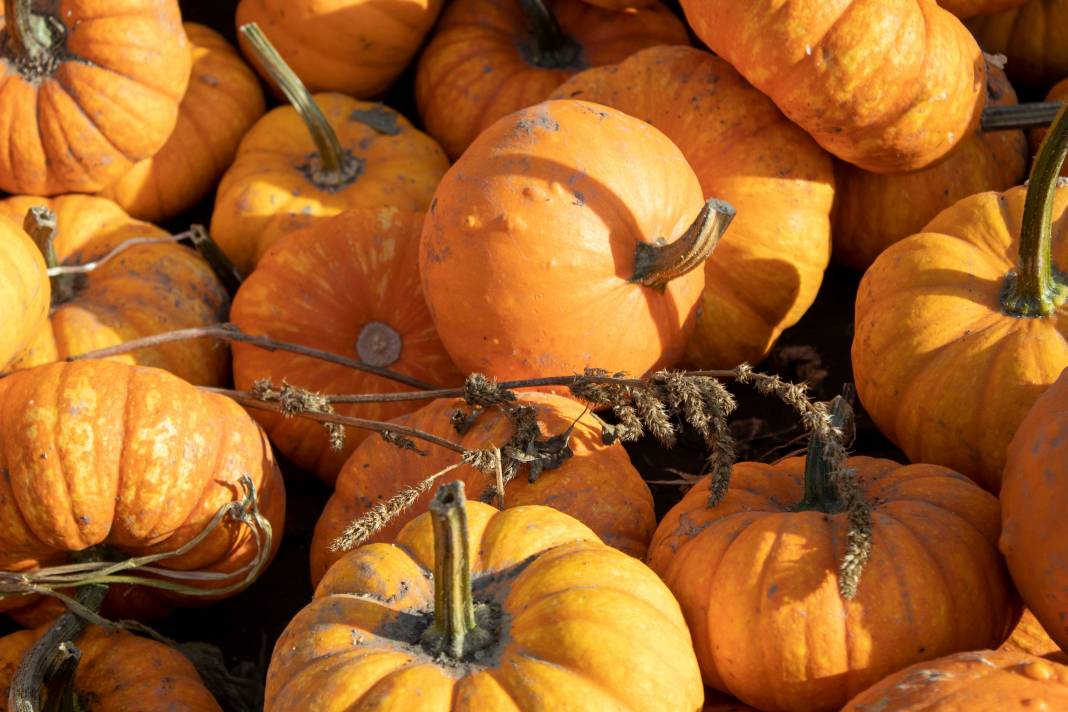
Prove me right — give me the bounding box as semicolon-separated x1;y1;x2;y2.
631;198;735;289
1001;102;1068;317
238;23;361;191
981;101;1063;132
516;0;583;69
421;481;495;660
24;206;77;304
793;395;853;514
3;0;62;75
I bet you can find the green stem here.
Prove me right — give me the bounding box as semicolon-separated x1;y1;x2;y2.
24;206;77;304
4;0;54;64
516;0;583;69
1002;103;1068;317
632;198;735;290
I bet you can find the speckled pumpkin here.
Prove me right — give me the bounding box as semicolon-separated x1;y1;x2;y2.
969;0;1068;89
1001;608;1068;663
0;215;47;368
231;207;461;485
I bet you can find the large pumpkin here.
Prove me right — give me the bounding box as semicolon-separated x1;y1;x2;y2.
311;392;657;583
939;0;1029;17
851;105;1068;492
236;0;443;98
269;482;703;711
678;0;986;173
0;216;47;368
99;23;266;224
833;62;1029;270
231;207;462;484
0;0;191;195
421;99;732;381
552;45;834;369
1000;367;1068;652
0;195;230;388
414;0;689;159
969;0;1068;89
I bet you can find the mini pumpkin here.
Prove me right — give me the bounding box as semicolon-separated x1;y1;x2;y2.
269;482;703;711
415;0;689;159
969;0;1068;89
940;0;1029;17
0;0;191;195
1029;76;1068;175
231;207;462;484
679;0;986;172
1001;608;1068;663
311;392;657;583
99;23;266;224
421;99;734;381
0;215;47;368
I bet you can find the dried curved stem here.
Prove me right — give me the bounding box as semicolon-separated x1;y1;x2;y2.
632;198;735;289
23;207;77;304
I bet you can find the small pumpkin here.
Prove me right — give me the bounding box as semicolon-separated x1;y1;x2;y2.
231;207;462;484
0;195;230;388
1001;608;1068;663
1029;76;1068;175
269;482;703;711
678;0;986;172
842;650;1068;710
311;392;657;583
236;0;443;98
98;23;266;224
833;62;1029;271
851;105;1068;492
0;216;48;368
212;24;449;276
0;0;191;195
551;45;834;369
969;0;1068;90
1000;367;1068;653
414;0;689;159
939;0;1028;18
421;99;734;381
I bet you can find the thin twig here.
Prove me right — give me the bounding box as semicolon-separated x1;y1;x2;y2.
44;233;191;276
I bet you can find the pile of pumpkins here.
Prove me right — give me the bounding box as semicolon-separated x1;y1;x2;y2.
0;0;1066;709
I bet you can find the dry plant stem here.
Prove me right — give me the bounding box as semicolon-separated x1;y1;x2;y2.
189;224;245;291
494;447;505;509
40;643;79;712
632;198;736;289
4;0;57;67
23;207;77;304
981;101;1065;132
46;235;188;277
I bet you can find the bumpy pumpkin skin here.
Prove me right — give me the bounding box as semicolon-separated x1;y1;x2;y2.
852;188;1068;493
0;625;222;711
421;100;706;381
0;1;191;195
0;195;230;388
939;0;1028;18
1030;77;1068;176
0;361;286;617
270;502;703;711
969;0;1068;89
0;216;48;368
311;393;656;584
414;0;689;159
211;95;449;276
552;46;834;369
1001;609;1068;663
842;650;1068;710
99;23;266;224
647;456;1016;712
679;0;985;173
1001;368;1068;653
833;64;1029;271
231;207;462;484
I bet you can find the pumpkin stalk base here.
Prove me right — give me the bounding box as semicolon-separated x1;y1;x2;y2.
631;198;735;290
23;206;79;304
3;0;64;78
516;0;583;70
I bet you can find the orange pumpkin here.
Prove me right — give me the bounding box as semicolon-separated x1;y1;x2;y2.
231;207;462;484
1001;367;1068;653
0;195;230;388
236;0;444;98
552;45;834;369
679;0;986;173
581;0;654;7
834;63;1029;270
421;99;732;381
0;0;191;195
1001;608;1068;663
852;105;1068;493
414;0;689;159
0;215;47;368
98;23;266;224
212;26;449;276
842;650;1068;710
969;0;1068;89
269;482;703;711
940;0;1029;17
1029;76;1068;176
311;392;656;584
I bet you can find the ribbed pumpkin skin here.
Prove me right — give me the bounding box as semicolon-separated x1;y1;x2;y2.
236;0;443;98
969;0;1068;89
852;188;1068;493
0;1;191;195
414;0;689;159
270;502;703;711
833;65;1028;270
231;207;462;485
420;100;706;381
211;95;449;275
552;46;834;369
1001;609;1068;663
0;216;48;368
0;195;230;388
647;456;1015;712
939;0;1028;17
0;625;222;711
678;0;985;173
1030;77;1068;176
1001;368;1068;653
0;361;286;615
311;393;656;584
842;650;1068;710
99;23;266;224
